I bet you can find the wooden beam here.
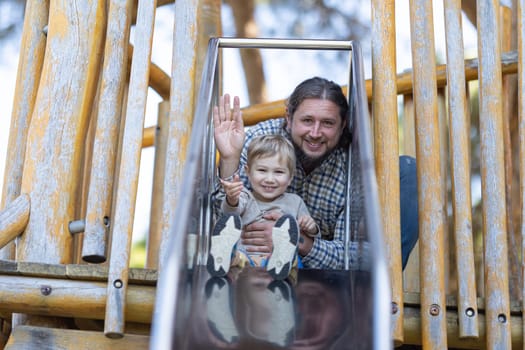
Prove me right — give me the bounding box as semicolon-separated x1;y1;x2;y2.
0;0;48;260
105;0;157;338
83;0;134;264
128;44;171;101
5;325;149;350
371;0;403;345
0;194;30;250
477;1;512;347
0;275;154;324
402;305;523;348
409;0;447;347
18;0;106;264
139;51;520;148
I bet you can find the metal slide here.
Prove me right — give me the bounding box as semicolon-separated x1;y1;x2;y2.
150;38;391;350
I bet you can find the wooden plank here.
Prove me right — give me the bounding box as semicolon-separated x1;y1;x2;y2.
0;194;30;250
0;1;49;260
518;0;525;347
500;4;521;302
128;44;171;101
409;0;448;348
157;0;221;269
0;275;154;323
370;0;403;345
477;1;512;348
17;0;106;264
105;0;157;338
0;262;157;284
17;262;66;278
5;325;149;350
443;0;479;339
82;0;134;264
402;305;523;349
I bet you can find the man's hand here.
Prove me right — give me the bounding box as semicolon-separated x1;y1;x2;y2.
241;210;282;254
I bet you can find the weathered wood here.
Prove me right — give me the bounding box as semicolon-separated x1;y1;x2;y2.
370;0;403;345
0;194;30;250
146;101;169;269
477;1;512;348
5;325;149;350
0;275;154;323
0;261;157;284
500;5;521;303
157;0;221;269
138;51;522;150
443;0;479;339
83;0;133;264
402;306;523;348
17;0;106;264
105;0;157;338
0;1;49;260
518;0;525;346
128;44;171;101
409;0;448;348
237;53;520;127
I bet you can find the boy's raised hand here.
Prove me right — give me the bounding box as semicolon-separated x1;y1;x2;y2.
213;94;245;162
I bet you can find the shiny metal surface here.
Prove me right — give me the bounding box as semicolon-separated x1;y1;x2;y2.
174;266;374;350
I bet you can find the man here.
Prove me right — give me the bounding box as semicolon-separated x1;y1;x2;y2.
214;77;418;270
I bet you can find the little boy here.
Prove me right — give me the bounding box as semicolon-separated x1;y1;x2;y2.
207;134;318;280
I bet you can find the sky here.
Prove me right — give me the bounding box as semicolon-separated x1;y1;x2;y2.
0;1;478;242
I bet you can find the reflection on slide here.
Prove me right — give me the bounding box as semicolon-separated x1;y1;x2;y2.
183;266;373;350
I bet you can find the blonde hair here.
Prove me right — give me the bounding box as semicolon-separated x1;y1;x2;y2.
247;135;296;174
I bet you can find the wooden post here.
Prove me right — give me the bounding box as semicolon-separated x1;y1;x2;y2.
157;0;221;269
82;0;133;263
0;195;30;250
0;0;49;260
146;101;169;269
370;0;403;345
518;0;525;346
500;4;521;302
477;1;512;348
18;0;106;264
104;0;157;338
443;0;479;338
409;0;448;347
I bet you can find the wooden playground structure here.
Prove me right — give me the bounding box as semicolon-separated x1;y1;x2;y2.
0;0;524;349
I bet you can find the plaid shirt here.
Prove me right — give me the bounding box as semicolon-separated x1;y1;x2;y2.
238;118;349;269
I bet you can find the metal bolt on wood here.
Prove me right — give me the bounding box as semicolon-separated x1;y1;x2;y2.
68;220;85;235
429;304;440;316
40;285;52;296
392;302;399;314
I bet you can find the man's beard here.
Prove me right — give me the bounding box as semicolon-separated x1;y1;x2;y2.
293;142;330;174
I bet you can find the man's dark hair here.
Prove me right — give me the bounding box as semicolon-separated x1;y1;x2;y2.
286;77;351;147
